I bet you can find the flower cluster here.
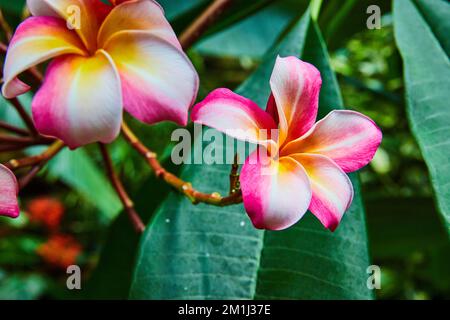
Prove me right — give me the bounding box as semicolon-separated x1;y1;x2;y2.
0;0;382;232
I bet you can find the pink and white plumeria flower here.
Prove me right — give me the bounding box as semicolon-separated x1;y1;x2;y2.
2;0;199;149
0;165;19;218
192;56;382;231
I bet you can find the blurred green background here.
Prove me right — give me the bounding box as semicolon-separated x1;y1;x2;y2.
0;0;448;300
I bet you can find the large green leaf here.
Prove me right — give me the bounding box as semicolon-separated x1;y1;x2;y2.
46;148;122;223
366;197;448;259
319;0;391;50
157;0;207;21
196;0;308;58
394;0;450;233
130;10;373;300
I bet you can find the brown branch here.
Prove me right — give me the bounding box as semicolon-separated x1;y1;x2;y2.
0;41;6;54
179;0;233;50
28;67;44;83
121;122;242;207
18;165;42;189
0;121;29;136
5;140;65;170
116;0;242;206
0;134;53;145
8;98;38;136
99;143;145;234
0;144;30;153
0;9;12;41
0;143;53;153
229;154;240;195
1;140;64;190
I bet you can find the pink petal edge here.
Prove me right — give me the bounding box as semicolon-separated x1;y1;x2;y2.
0;164;20;218
269;55;322;144
282;110;383;173
290;153;354;231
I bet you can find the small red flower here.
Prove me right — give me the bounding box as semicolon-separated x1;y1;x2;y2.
27;197;65;231
37;234;82;269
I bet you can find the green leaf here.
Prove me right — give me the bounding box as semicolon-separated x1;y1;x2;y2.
413;0;450;54
0;93;33;128
196;1;308;58
319;0;390;50
157;0;207;21
0;272;47;300
0;0;25;15
394;0;450;233
365;197;448;259
47;148;122;224
130;11;373;300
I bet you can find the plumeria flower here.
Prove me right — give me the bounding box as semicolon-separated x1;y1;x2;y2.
2;0;199;149
192;56;382;231
0;164;19;218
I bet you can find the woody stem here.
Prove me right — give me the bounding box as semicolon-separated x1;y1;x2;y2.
0;121;30;136
98;143;145;234
179;0;233;50
8;98;39;136
121;122;242;207
120;0;241;206
5;140;65;170
3;140;65;190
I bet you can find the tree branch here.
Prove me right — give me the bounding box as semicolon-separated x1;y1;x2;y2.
5;140;65;170
0;9;12;41
0;134;53;145
98;143;145;234
8;98;39;136
0;121;30;136
119;1;242;207
179;0;233;49
18;165;43;189
121;122;242;207
2;140;64;190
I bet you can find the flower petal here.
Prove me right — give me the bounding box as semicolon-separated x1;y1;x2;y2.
104;31;198;126
2;16;86;99
270;56;322;144
240;151;312;230
192;88;278;147
289;153;353;231
281;110;382;172
32;50;122;149
27;0;111;53
98;0;181;49
0;165;19;218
